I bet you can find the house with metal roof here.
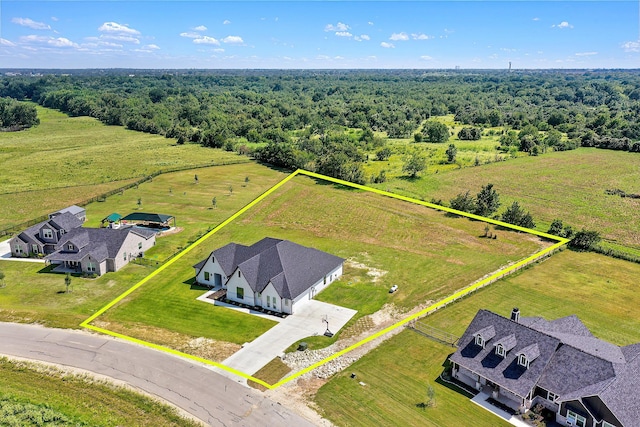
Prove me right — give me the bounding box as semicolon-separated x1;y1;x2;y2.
193;238;344;314
45;227;156;276
10;211;84;257
48;205;86;222
450;309;640;427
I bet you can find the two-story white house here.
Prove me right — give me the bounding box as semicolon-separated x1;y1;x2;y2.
193;237;344;314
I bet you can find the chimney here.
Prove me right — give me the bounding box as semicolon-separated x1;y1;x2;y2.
510;307;520;323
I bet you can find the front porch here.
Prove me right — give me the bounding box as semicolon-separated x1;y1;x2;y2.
50;261;83;274
471;392;531;427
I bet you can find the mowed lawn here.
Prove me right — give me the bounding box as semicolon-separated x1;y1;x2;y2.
374;148;640;248
0;163;289;332
315;250;640;427
0;358;200;427
0;105;244;229
101;174;548;348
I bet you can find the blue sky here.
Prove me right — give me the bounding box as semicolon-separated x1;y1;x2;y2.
0;1;638;68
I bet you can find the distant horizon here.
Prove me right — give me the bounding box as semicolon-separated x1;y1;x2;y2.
1;1;639;69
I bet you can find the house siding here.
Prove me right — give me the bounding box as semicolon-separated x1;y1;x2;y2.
261;283;282;312
558;400;594;427
195;256;227;287
9;237;29;258
292;264;343;306
225;272;252;305
112;233;155;272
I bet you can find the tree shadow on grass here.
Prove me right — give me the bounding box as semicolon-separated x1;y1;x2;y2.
183;277;209;290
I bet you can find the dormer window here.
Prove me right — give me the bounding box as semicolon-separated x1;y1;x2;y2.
475;335;485;348
60;229;65;235
495;344;506;357
68;244;74;251
43;229;53;239
518;354;529;368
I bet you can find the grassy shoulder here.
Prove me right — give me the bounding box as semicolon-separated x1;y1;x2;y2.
0;105;244;229
314;250;640;427
0;358;201;427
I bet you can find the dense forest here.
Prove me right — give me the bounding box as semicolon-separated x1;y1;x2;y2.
1;70;639;181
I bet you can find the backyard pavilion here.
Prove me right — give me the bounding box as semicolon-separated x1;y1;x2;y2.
101;213;122;227
120;212;176;229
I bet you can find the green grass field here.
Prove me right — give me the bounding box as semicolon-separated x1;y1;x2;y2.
315;250;640;426
0;358;200;426
373;148;640;249
0;105;244;229
100;174;548;350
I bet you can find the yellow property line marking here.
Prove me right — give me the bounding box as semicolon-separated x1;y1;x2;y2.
81;168;568;390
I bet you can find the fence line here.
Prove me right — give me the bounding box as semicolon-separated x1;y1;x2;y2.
407;245;563;329
0;159;250;238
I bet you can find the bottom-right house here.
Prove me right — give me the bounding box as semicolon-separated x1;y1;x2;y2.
449;308;640;427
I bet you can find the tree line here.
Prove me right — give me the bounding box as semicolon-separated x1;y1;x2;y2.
0;97;39;130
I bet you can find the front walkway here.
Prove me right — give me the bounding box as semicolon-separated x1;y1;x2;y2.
0;239;45;263
471;392;531;427
215;299;357;382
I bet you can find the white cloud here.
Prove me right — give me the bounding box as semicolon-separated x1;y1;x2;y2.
360;34;370;41
51;16;59;22
213;48;225;52
532;17;540;21
334;56;344;60
621;40;640;52
420;55;433;60
180;32;200;38
316;54;331;60
20;35;79;48
390;32;409;41
98;22;140;35
0;38;16;46
412;33;433;40
325;22;349;32
222;35;244;44
223;20;231;25
193;36;220;45
11;17;51;30
144;44;160;50
193;25;207;32
368;21;374;26
380;42;395;48
575;51;597;56
101;35;140;44
552;21;573;29
335;31;352;37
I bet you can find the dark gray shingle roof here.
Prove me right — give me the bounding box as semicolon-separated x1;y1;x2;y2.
450;310;561;399
48;212;84;231
598;355;640;426
197;237;344;300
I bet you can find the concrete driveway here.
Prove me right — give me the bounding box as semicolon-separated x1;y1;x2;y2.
0;322;316;427
221;300;356;378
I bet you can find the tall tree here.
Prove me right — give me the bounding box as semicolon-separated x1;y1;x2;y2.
474;184;500;217
402;150;427;178
449;191;476;213
445;144;457;163
423;121;450;143
501;201;535;228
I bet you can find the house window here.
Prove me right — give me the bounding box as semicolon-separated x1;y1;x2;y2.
475;335;485;348
495;344;506;357
87;262;96;272
266;296;271;307
547;391;558;402
138;242;142;250
211;256;215;263
238;270;241;277
324;275;327;285
204;272;210;281
123;252;127;260
236;287;244;300
32;244;39;254
602;422;615;427
566;410;586;427
284;299;289;306
43;229;53;239
60;229;65;235
68;244;74;251
16;244;24;254
518;354;529;368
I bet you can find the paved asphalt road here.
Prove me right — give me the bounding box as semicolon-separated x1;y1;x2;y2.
0;322;317;427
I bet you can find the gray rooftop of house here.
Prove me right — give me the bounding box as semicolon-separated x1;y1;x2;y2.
15;212;83;245
450;310;562;399
50;205;85;217
453;309;640;426
195;237;344;300
46;227;154;263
